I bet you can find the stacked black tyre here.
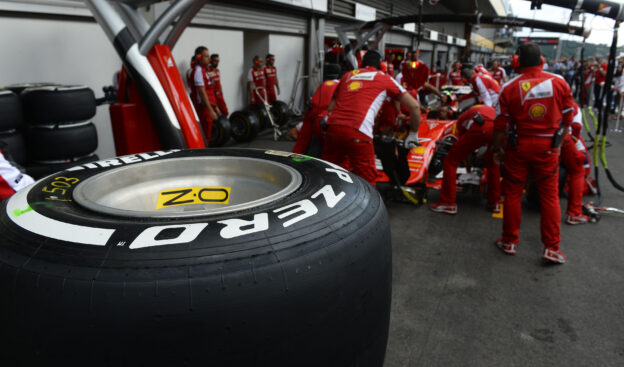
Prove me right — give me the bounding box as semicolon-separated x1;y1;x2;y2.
209;115;232;147
0;148;392;366
230;109;261;142
19;85;99;178
249;103;272;130
271;100;291;126
0;90;26;165
247;101;291;131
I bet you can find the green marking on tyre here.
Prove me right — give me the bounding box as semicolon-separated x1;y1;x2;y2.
12;202;52;217
292;155;312;162
13;205;32;217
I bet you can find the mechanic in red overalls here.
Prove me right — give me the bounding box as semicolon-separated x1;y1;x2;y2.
560;104;590;224
428;65;446;90
400;51;413;76
189;46;219;142
264;54;280;103
322;50;421;186
429;105;501;215
447;61;463;86
248;56;266;104
592;58;608;109
386;53;395;77
0;149;34;200
491;42;576;264
377;60;408;136
461;63;501;107
489;60;507;85
209;54;228;116
292;72;340;156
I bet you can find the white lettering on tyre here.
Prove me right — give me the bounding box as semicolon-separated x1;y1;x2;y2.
67;150;180;171
129;223;209;250
311;185;345;208
218;213;269;239
8;181;349;247
325;168;353;183
274;200;318;228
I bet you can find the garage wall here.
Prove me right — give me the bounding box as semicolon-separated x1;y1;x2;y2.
0;16;120;160
268;34;306;112
171;27;245;112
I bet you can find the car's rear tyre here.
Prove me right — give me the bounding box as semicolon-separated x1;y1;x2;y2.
0;148;392;367
25;121;98;161
21;85;96;125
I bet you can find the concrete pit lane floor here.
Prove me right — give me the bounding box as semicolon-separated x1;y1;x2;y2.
231;127;624;367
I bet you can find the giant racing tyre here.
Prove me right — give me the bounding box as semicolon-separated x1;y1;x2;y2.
249;103;272;130
209;115;232;147
21;85;96;125
0;130;26;165
23;154;99;180
0;90;23;131
230;109;260;142
0;148;392;367
271;100;290;126
25;121;98;161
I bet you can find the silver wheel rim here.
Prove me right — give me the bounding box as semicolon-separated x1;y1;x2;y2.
73;156;302;218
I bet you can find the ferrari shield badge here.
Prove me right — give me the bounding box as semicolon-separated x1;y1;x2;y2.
521;82;531;92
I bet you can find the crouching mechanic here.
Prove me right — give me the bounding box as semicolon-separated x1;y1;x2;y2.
560;104;590;225
322;50;421;187
491;42;576;264
189;46;220;142
429;105;501;215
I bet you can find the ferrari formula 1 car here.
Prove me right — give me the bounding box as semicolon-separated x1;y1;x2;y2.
374;87;486;205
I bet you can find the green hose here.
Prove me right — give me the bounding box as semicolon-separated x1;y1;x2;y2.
587;106;599;131
600;135;609;169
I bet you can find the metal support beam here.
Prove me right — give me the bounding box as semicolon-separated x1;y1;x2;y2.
115;2;150;39
361;13;589;37
337;22;390;69
164;0;208;49
528;0;624;21
308;16;317;96
138;0;194;55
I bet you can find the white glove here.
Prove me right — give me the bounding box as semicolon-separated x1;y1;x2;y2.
404;131;420;148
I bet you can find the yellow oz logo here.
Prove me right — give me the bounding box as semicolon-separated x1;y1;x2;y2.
157;186;231;209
